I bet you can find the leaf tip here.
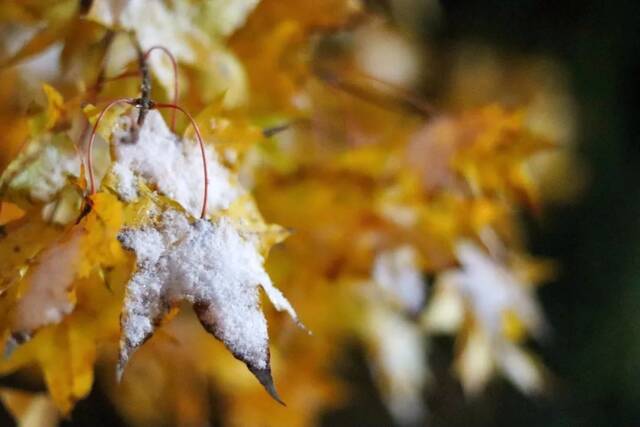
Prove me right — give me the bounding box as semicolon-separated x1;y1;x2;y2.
115;361;125;383
116;345;132;383
3;332;30;359
249;365;286;406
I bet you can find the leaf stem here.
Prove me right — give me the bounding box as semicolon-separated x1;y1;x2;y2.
144;46;179;131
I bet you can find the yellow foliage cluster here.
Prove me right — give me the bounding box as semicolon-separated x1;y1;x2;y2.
0;1;577;426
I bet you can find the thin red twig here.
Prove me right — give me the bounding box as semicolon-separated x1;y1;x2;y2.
144;46;179;131
155;103;209;219
87;98;135;195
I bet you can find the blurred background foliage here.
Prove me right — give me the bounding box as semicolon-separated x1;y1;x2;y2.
1;1;639;426
324;1;640;426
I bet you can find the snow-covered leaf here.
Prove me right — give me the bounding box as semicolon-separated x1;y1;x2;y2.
86;0;258;97
8;226;83;342
448;241;545;338
117;209;299;402
364;303;428;426
0;132;79;205
372;245;426;315
431;240;547;394
107;110;240;217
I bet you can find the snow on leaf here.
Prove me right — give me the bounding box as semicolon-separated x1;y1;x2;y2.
108;110;241;218
372;245;426;315
449;241;545;338
117;209;299;402
364;303;428;426
9;226;83;339
0;132;79;207
431;240;547;394
86;0;257;96
363;246;429;425
0;83;81;219
87;0;202;93
0;218;62;301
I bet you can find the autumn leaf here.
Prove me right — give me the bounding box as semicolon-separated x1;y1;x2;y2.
117;208;299;402
0;2;575;425
423;240;548;394
0;388;59;427
83;106;301;402
362;246;429;424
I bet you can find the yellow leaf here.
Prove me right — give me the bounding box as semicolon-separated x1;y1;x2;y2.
0;388;59;427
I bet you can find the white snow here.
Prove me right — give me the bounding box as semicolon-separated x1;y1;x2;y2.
110;110;241;217
366;304;427;425
118;0;204;94
449;241;545;337
372;246;426;314
11;227;83;333
429;240;547;394
30;142;79;202
363;246;428;425
1;134;80;203
117;209;299;376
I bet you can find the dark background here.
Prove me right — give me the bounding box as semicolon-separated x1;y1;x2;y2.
3;1;640;426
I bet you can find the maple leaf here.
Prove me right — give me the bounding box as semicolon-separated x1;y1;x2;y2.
0;1;574;424
84;106;301;402
230;0;363;112
423;240;547;394
371;245;427;315
7;226;83;345
0;387;59;427
105;109;240;217
362;246;429;425
117;209;299;403
0;84;80;211
364;303;428;425
85;0;257;106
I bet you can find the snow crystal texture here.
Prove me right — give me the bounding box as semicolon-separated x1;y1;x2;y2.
117;210;298;376
111;110;240;217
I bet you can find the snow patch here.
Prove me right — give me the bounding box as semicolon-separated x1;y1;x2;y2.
451;241;545;337
117;209;298;376
366;304;427;425
373;246;426;315
1;134;80;203
111;110;241;217
12;227;83;333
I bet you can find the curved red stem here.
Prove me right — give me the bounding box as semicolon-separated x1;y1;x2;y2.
87;98;135;195
144;46;179;131
154;103;209;219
